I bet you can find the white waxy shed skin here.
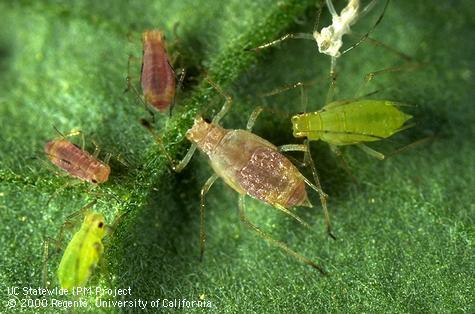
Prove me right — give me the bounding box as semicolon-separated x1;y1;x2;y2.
313;0;360;58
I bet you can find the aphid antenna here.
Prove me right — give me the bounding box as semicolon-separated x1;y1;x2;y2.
204;77;233;125
125;57;157;122
169;67;186;117
199;173;219;261
52;125;66;138
51;126;85;150
312;0;326;33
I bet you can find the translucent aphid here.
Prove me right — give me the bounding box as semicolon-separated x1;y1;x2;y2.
149;80;333;273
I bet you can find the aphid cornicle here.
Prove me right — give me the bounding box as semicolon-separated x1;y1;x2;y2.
140;30;176;112
57;210;106;290
292;99;413;159
158;80;331;274
45;139;110;184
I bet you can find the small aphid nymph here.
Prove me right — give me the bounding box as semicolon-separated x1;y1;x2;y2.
45;139;110;184
57;211;106;290
141;30;176;112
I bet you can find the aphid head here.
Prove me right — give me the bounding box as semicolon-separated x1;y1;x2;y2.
84;212;106;238
142;30;164;44
90;164;111;184
186;117;214;145
291;114;317;140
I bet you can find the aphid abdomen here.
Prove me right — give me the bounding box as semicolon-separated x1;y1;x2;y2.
209;130;309;208
57;229;101;289
319;100;412;145
141;30;176;111
57;212;105;290
45;140;110;183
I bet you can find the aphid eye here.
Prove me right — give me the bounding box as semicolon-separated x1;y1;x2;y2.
91;179;98;184
98;222;104;228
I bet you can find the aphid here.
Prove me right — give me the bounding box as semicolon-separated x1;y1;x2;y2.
57;208;106;290
252;0;388;79
126;29;185;116
45;139;110;184
157;80;332;274
292;99;413;159
140;30;176;112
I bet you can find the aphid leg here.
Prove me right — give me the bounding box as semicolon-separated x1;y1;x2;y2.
359;36;413;61
41;237;64;288
105;209;132;236
125;55;156;122
97;252;113;288
329;145;359;183
385;136;435;158
260;80;320;113
141;115;199;173
246;107;264;131
355;63;422;97
356;143;385;160
205;78;233;125
277;143;335;239
248;0;325;52
326;58;338;104
238;195;326;274
92;140;101;159
140;119;179;171
246;33;314;52
274;204;311;229
42;240;50;288
340;0;391;56
199;174;219;261
302;140;336;240
173;144;198;173
104;153;112;165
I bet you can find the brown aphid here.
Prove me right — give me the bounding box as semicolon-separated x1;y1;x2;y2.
140;30;176;112
45;139;110;184
159;80;330;274
188;117;311;209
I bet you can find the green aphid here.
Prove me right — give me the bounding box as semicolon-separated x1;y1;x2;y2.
292;99;413;159
57;211;106;290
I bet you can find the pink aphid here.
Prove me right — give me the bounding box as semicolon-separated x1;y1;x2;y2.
44;139;110;184
140;30;176;112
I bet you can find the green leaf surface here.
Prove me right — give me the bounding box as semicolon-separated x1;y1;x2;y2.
0;0;473;313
